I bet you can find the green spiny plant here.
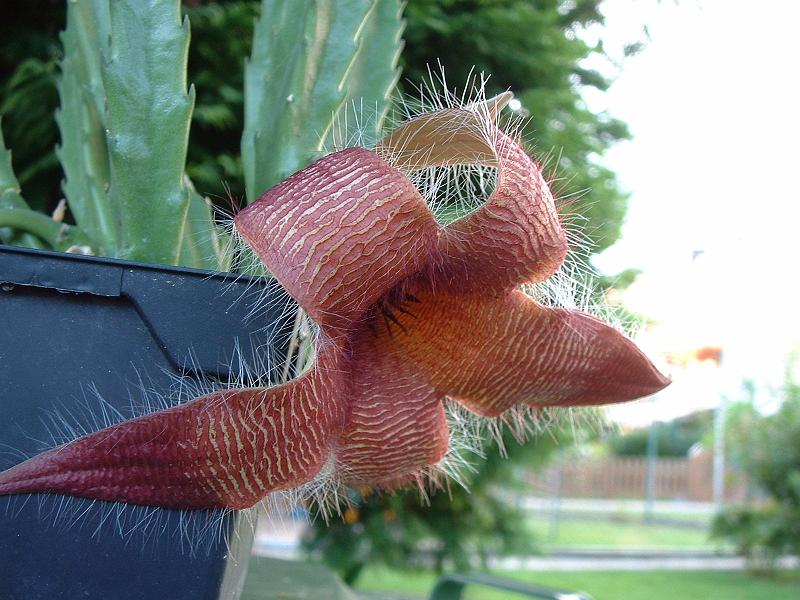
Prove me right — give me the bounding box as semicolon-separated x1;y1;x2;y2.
243;0;403;201
0;0;404;268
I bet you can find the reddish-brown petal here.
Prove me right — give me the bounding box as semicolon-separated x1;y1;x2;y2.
335;326;449;487
377;104;568;291
234;147;440;333
441;131;568;291
0;348;346;510
382;285;670;417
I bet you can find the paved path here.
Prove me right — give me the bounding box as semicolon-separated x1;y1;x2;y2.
491;553;799;571
253;516;305;560
518;497;717;515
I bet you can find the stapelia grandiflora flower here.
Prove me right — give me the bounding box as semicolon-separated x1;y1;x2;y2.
0;94;669;510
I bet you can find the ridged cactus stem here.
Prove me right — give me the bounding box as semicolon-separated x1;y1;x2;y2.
102;0;195;265
55;0;222;267
242;0;404;202
0;120;49;249
56;0;114;255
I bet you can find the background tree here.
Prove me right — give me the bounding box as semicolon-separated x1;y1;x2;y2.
607;410;713;458
711;372;800;572
0;0;64;213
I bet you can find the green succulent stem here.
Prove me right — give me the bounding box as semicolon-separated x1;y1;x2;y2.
56;0;115;255
55;0;212;267
0;208;84;249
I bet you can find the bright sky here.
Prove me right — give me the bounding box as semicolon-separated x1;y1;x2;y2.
580;0;800;424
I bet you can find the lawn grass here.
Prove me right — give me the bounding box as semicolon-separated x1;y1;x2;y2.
355;567;800;600
528;516;714;548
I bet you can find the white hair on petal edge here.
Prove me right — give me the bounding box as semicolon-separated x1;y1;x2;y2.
0;470;244;558
217;209;319;381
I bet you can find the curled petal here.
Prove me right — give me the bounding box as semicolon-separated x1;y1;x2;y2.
378;99;568;291
377;93;512;169
442;134;568;290
235;147;440;333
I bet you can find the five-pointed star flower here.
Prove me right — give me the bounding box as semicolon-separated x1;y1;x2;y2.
0;98;670;510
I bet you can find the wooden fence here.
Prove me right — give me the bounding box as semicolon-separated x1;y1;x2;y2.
527;451;749;502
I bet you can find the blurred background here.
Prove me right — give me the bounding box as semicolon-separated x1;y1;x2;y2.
2;1;798;599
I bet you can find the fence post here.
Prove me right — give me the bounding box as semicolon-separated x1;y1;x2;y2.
546;461;563;542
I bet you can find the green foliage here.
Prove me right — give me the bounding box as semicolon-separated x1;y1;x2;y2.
608;410;713;457
0;1;64;212
184;1;259;200
712;505;800;574
0;125;31;219
0;120;87;250
736;385;800;506
1;59;61;211
711;374;800;572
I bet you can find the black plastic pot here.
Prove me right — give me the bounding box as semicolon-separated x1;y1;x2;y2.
0;246;293;600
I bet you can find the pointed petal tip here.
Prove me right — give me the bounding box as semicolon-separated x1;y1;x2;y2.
615;330;673;401
626;356;672;400
542;310;673;408
0;455;45;497
0;447;74;500
577;341;672;406
0;378;344;510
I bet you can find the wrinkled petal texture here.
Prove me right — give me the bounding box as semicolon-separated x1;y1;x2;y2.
376;285;670;418
235;147;440;333
0;108;670;509
441;131;568;291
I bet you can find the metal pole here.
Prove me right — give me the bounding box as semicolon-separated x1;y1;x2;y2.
644;421;658;523
547;462;562;543
712;393;728;508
